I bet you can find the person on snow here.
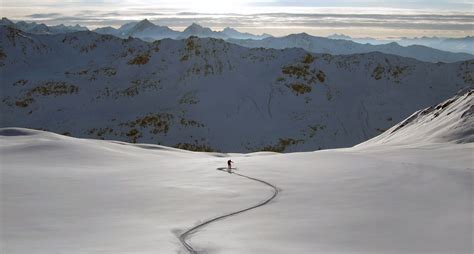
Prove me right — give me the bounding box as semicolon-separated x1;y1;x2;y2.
227;160;234;173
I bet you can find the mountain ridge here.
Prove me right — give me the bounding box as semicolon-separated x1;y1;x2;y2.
2;17;472;62
1;26;472;152
358;88;473;146
328;33;474;55
1;17;89;34
228;33;474;63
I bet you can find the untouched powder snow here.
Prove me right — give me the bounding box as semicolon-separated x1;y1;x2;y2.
1;91;473;253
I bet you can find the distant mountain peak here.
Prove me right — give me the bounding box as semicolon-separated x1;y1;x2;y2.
134;19;155;30
1;17;14;25
184;23;212;34
223;27;237;32
137;19;153;25
328;33;352;40
287;32;311;39
385;41;400;46
188;22;202;28
218;26;272;40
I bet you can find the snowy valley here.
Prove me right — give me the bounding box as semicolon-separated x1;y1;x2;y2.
1;7;474;254
2;0;474;253
1;89;472;254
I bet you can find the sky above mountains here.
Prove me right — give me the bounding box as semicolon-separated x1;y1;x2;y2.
3;0;473;38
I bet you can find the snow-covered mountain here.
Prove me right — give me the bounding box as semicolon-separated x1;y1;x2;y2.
92;20;271;41
180;23;215;38
228;33;474;63
3;17;472;62
221;27;272;40
327;33;353;40
397;36;474;55
93;19;180;40
0;17;88;34
1;26;473;152
1;90;472;253
1;17;271;41
177;23;271;40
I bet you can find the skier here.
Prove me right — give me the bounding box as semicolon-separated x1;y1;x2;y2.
227;159;234;173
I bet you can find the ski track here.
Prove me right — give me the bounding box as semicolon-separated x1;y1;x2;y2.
178;169;279;254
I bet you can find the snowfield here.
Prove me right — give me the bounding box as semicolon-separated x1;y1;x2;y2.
1;90;473;253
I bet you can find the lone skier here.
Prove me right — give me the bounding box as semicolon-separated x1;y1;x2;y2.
227;160;234;173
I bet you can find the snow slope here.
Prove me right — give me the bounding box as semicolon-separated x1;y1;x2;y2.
1;91;473;253
1;26;473;152
359;89;474;146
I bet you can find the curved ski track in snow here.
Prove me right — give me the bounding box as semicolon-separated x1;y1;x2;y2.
178;170;279;253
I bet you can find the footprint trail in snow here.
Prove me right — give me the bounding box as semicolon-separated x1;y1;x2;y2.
178;168;279;253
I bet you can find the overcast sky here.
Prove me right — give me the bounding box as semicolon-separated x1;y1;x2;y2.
2;0;473;38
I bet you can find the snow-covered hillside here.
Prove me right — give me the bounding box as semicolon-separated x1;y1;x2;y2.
359;89;474;146
1;26;473;152
229;33;474;63
1;91;472;253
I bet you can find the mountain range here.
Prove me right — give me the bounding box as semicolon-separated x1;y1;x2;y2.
97;20;271;40
0;17;88;34
228;33;474;63
328;33;474;55
0;18;271;41
1;26;472;152
2;17;473;63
